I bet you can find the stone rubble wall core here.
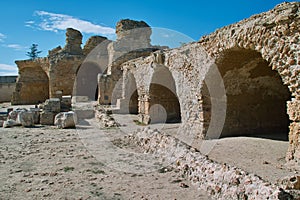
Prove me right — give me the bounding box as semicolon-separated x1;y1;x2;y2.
127;127;295;199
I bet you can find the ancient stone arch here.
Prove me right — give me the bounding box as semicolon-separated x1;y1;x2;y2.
210;48;291;140
121;2;300;164
12;60;49;105
74;61;103;100
126;72;139;114
116;70;139;114
148;65;181;123
197;2;300;163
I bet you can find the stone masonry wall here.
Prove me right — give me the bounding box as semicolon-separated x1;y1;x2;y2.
197;2;300;165
121;2;300;164
13;28;107;103
127;128;294;199
12;59;50;105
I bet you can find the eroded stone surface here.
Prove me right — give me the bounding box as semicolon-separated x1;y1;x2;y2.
127;127;295;199
54;111;77;129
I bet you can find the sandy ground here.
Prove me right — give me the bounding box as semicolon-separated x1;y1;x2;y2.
0;120;210;199
0;103;299;199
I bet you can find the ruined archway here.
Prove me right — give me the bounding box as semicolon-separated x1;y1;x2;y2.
12;62;49;105
213;48;291;140
149;66;181;123
125;72;138;114
75;61;102;101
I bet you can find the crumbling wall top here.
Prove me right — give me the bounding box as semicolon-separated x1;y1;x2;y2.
62;28;83;55
116;19;151;41
83;35;108;55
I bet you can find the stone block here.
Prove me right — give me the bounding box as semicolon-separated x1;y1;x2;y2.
61;95;72;111
8;110;19;120
44;98;61;113
54;111;77;129
287;100;300;122
3;119;19;128
40;111;55;125
73;109;95;120
16;111;34;127
71;96;89;103
30;108;40;124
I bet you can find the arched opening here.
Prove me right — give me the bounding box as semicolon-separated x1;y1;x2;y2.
95;85;99;101
214;48;291;140
149;66;181;124
129;90;138;114
124;72;138;114
75;61;102;101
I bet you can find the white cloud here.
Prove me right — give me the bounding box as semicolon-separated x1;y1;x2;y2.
0;33;6;42
30;11;115;35
5;44;27;51
25;21;35;28
0;64;18;75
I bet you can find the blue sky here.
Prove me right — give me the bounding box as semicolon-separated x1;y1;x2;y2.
0;0;294;75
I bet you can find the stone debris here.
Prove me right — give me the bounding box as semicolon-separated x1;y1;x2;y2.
95;108;120;128
3;119;19;128
3;108;36;127
40;111;55;125
54;111;77;129
44;98;61;113
8;109;25;121
30;108;40;124
16;111;34;127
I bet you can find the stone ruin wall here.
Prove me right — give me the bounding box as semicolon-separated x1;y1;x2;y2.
12;28;109;105
198;2;300;165
120;2;300;164
12;58;50;104
10;2;300;165
98;19;164;105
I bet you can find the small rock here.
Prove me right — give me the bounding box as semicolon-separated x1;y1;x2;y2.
3;119;19;128
41;179;48;183
278;188;293;200
215;185;222;193
179;183;189;188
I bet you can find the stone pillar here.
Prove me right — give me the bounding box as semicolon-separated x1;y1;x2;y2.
138;93;150;124
287;100;300;164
